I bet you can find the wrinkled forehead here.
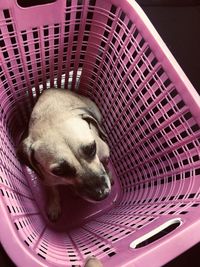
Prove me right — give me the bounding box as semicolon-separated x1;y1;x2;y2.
33;117;95;166
64;117;95;146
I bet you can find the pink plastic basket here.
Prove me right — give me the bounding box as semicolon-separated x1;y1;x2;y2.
1;0;200;266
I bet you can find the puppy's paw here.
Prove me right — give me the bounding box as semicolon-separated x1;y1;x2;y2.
46;201;62;222
84;256;103;267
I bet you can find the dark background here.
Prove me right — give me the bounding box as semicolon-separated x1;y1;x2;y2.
1;0;200;266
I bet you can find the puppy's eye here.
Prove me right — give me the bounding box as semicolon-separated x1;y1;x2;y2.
51;161;76;177
82;142;96;159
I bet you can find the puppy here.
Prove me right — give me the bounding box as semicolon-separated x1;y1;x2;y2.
17;88;112;221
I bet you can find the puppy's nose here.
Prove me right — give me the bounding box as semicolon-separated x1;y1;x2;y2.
95;186;110;201
93;175;111;201
77;174;111;203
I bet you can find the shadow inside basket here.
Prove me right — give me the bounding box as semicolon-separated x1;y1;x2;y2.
22;162;120;231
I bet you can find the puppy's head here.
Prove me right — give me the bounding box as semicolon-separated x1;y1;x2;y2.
17;114;111;202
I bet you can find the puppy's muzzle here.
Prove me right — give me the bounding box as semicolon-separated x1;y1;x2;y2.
77;174;111;203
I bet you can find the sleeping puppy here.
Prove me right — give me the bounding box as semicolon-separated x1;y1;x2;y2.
17;88;112;221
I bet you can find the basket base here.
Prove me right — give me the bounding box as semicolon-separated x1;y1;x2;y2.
23;163;120;231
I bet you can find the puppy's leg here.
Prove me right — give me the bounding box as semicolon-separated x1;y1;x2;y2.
45;186;61;222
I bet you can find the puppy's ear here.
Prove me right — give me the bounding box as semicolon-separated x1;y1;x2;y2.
17;137;34;170
81;113;108;141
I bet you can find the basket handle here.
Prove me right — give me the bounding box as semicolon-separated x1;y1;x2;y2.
0;0;66;30
17;0;57;8
130;218;182;249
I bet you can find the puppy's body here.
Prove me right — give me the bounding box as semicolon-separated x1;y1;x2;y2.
18;89;112;221
29;89;102;136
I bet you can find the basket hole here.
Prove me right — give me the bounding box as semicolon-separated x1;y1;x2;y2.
24;240;29;247
110;5;117;14
17;0;56;8
130;218;182;249
37;253;46;260
108;251;116;257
